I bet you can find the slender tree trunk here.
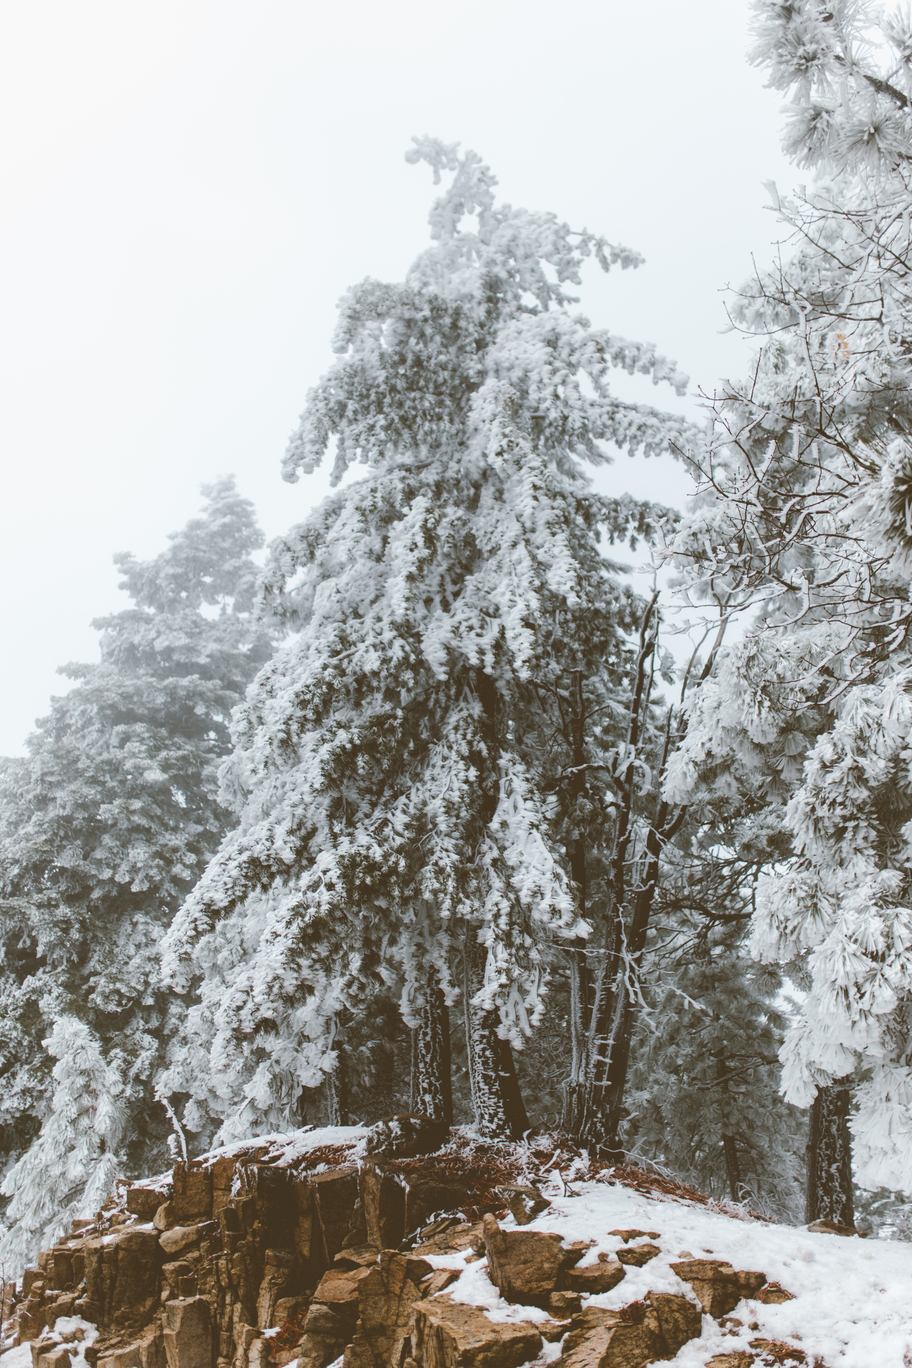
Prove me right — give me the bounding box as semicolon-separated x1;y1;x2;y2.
410;967;453;1124
325;1047;349;1127
722;1133;743;1202
324;1015;350;1125
463;668;529;1138
464;929;529;1139
806;1079;854;1226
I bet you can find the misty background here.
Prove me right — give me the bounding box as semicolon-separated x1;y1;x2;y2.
1;0;795;756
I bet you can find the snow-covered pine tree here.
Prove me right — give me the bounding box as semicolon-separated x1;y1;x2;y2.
0;1018;124;1271
0;478;273;1238
666;0;912;1207
163;139;691;1141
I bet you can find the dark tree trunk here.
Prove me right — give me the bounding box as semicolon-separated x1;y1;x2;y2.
410;966;453;1124
722;1133;743;1202
464;928;529;1139
325;1042;350;1127
806;1079;854;1226
462;668;529;1139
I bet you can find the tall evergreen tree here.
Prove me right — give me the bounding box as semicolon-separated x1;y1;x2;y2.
667;0;912;1206
163;139;690;1141
0;478;273;1257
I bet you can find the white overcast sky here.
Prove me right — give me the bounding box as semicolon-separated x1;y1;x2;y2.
1;0;798;757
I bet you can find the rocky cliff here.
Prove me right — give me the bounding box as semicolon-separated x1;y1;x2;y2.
4;1121;904;1368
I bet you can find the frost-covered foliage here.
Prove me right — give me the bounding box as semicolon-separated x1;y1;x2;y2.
0;1018;124;1271
163;140;690;1140
0;479;273;1247
665;0;912;1195
751;0;912;174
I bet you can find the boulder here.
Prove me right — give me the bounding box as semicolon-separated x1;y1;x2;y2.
482;1215;584;1307
498;1186;549;1227
412;1222;484;1259
171;1163;213;1226
669;1260;765;1319
159;1226;207;1259
648;1293;702;1358
607;1231;660;1244
153;1204;176;1234
565;1262;625;1295
95;1322;167;1368
362;1114;450;1160
706;1356;755;1368
615;1244;660;1268
255;1249;298;1331
548;1292;582;1318
83;1229;162;1333
342;1251;432;1368
413;1296;543;1368
558;1296;700;1368
125;1188;168;1222
163;1299;213;1368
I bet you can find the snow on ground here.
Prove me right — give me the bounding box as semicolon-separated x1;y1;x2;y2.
440;1174;912;1367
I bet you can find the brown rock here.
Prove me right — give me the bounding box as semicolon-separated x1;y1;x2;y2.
362;1114;450;1160
311;1265;375;1328
482;1215;576;1306
413;1296;542;1368
96;1322;166;1368
163;1298;213;1368
607;1231;660;1244
670;1260;765;1319
334;1245;380;1269
297;1334;346;1368
256;1250;299;1331
45;1297;78;1330
210;1158;238;1219
648;1293;702;1357
172;1163;213;1225
548;1291;582;1318
422;1269;460;1298
615;1244;660;1268
22;1270;43;1299
360;1163;406;1251
412;1223;484;1259
806;1218;857;1237
125;1187;168;1222
406;1181;475;1235
755;1282;794;1305
159;1227;204;1259
83;1229;162;1333
154;1204;176;1234
705;1356;755;1368
561;1315;660;1368
342;1250;434;1368
35;1349;71;1368
565;1262;625;1295
498;1187;550;1227
311;1168;360;1264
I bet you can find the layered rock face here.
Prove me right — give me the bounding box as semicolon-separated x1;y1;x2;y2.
10;1122;803;1368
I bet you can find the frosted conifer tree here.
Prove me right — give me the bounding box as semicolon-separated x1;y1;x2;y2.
0;479;273;1221
0;1018;123;1271
666;0;912;1203
164;140;690;1140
